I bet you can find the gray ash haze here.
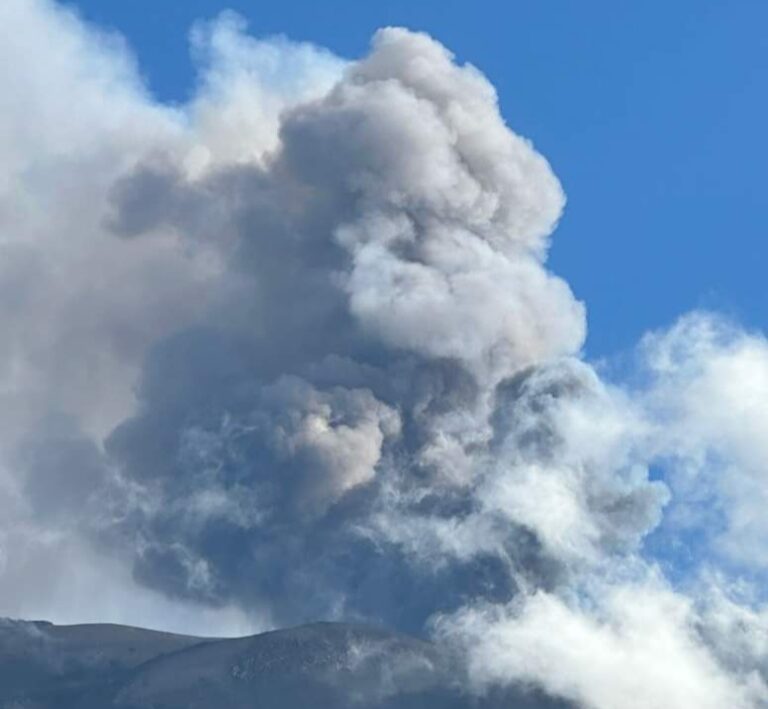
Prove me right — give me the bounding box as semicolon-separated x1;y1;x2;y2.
1;1;768;707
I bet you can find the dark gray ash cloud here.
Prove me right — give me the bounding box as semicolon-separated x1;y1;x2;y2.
0;2;767;706
93;22;589;632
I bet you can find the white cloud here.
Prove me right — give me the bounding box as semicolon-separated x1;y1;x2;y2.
641;313;768;570
438;577;766;709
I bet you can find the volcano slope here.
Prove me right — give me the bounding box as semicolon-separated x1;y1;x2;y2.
0;619;571;708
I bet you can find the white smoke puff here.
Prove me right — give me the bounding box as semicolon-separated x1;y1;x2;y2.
437;578;766;709
484;359;669;561
187;11;346;172
640;313;768;571
0;0;215;633
0;0;214;445
0;0;177;182
339;224;585;384
695;575;768;683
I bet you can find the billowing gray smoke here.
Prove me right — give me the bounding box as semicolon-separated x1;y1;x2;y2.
1;2;767;707
98;23;589;630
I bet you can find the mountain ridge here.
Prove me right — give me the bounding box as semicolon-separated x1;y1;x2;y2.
0;618;570;708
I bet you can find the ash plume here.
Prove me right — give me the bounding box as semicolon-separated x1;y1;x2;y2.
0;1;766;706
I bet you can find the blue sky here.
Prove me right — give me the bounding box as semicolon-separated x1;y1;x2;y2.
68;0;767;358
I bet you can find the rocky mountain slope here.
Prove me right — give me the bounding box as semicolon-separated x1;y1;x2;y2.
0;619;570;708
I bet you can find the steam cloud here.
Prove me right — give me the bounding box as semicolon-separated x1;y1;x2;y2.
0;1;767;706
